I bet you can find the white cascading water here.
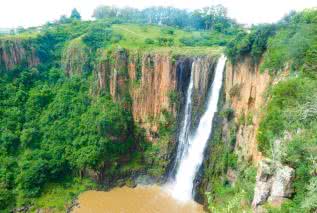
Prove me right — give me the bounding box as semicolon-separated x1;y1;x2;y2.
171;62;194;172
169;55;227;202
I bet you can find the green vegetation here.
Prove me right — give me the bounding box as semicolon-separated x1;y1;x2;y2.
261;9;317;74
203;117;256;213
1;3;315;212
32;178;95;211
220;8;317;212
0;64;139;210
225;8;317;70
225;24;276;64
257;74;317;212
144;109;177;178
253;9;317;213
207;165;256;213
0;5;230;211
110;24;232;50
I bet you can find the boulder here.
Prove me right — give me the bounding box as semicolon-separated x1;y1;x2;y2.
268;165;294;205
252;160;274;207
252;159;294;208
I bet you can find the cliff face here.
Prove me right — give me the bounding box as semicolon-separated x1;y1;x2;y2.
224;57;271;163
62;38;90;77
95;49;219;142
198;56;274;206
191;56;218;125
0;39;39;71
93;49;219;183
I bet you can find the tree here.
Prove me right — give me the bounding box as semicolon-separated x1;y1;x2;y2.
70;8;81;20
92;6;118;19
82;24;112;50
58;15;71;24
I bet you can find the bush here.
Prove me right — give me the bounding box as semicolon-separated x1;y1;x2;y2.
260;9;317;74
144;38;155;45
220;107;235;121
112;33;123;43
225;24;276;64
82;24;112;50
160;28;175;35
229;84;241;98
168;90;179;106
157;37;174;46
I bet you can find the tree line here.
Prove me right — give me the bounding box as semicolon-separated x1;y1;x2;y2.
92;5;239;34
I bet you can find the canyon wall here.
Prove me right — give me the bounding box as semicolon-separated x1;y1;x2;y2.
62;38;90;77
95;48;219;142
0;38;39;71
198;56;273;205
224;57;271;164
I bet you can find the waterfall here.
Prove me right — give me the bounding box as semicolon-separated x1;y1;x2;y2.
170;61;195;175
168;55;227;202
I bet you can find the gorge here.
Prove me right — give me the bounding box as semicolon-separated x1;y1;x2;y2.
0;6;316;213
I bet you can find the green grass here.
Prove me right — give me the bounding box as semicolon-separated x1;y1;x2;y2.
207;165;256;213
111;24;198;48
30;177;96;212
0;32;39;40
111;24;225;55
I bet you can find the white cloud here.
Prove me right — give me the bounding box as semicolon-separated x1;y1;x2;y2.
0;0;316;28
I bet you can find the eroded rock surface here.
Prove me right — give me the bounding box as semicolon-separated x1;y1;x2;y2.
225;57;271;163
252;160;294;208
0;39;39;71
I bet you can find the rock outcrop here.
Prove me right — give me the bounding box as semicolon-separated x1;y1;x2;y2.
0;38;39;71
252;159;294;208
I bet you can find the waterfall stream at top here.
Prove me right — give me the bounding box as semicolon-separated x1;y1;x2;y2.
167;55;227;202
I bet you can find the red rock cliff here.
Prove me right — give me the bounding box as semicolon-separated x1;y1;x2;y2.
0;38;39;71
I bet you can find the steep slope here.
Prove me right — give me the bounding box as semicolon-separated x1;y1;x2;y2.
0;37;39;71
224;57;271;163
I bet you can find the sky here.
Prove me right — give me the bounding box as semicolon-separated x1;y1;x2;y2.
0;0;316;28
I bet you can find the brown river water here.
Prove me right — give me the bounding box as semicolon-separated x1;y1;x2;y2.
73;185;205;213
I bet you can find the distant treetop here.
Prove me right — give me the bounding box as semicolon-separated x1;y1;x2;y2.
71;8;81;20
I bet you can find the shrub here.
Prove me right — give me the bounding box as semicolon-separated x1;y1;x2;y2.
225;24;276;64
82;24;112;50
160;28;175;35
144;38;155;45
168;90;179;106
220;107;235;121
157;37;174;46
229;84;241;98
246;112;253;125
112;33;123;43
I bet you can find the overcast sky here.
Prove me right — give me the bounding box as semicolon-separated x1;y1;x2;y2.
0;0;316;28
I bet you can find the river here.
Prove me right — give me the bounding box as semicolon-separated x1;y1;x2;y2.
73;185;204;213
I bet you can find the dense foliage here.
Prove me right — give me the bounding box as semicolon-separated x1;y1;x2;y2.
0;64;136;209
0;17;134;211
261;9;317;74
225;24;276;64
212;8;317;213
1;4;316;213
225;9;317;69
255;9;317;212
